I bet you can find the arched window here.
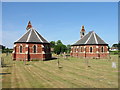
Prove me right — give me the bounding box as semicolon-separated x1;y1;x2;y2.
101;47;104;52
74;48;76;52
90;47;92;53
20;46;22;53
78;47;80;52
82;32;84;35
81;47;82;52
33;45;37;53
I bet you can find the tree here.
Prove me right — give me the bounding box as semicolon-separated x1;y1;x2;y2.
50;40;70;55
112;43;120;51
118;42;120;50
54;40;67;55
112;44;118;48
50;41;55;48
54;44;61;54
56;40;63;45
66;44;71;53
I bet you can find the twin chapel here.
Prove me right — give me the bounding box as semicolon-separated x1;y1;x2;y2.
12;21;51;61
70;26;109;58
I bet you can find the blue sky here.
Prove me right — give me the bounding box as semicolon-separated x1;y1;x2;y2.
2;2;118;48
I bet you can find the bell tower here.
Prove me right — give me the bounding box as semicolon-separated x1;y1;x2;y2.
80;25;85;38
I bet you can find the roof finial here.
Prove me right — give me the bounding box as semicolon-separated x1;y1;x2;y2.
26;21;32;30
82;25;84;29
81;25;85;32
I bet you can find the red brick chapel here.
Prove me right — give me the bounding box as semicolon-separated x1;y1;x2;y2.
70;26;109;58
12;21;51;61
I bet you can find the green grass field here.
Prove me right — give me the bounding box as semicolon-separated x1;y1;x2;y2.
1;54;118;88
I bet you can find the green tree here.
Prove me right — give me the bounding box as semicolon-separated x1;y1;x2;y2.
50;41;55;48
56;40;63;45
66;44;71;53
112;44;118;48
54;44;61;54
61;44;67;53
54;40;67;55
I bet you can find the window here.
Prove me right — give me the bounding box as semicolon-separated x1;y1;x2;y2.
90;47;92;53
20;46;22;53
74;48;76;52
33;45;37;53
101;47;104;52
78;48;80;52
82;32;84;35
81;47;82;52
84;47;86;52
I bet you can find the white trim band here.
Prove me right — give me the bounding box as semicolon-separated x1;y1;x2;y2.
85;32;93;44
93;32;98;44
26;29;32;42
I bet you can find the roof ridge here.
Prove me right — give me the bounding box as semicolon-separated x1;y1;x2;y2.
72;31;108;45
26;29;32;42
95;33;107;44
33;29;43;42
93;32;98;44
84;32;93;44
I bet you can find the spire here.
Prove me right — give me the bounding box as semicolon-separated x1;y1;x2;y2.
80;25;86;38
81;25;85;31
82;25;84;28
26;21;32;30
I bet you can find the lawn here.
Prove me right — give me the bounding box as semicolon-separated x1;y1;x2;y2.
1;54;118;88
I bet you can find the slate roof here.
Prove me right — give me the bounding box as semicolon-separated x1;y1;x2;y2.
72;31;108;46
14;28;49;44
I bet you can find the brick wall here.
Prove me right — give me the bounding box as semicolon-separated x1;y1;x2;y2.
70;45;109;58
12;43;52;61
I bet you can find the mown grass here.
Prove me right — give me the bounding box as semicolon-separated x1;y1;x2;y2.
1;54;118;88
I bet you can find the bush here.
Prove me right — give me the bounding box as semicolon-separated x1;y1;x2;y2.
109;51;118;55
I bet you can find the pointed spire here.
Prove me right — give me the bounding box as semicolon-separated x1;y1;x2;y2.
26;21;32;30
81;25;85;31
82;25;84;29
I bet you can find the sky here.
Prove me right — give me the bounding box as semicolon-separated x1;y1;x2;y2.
2;2;118;48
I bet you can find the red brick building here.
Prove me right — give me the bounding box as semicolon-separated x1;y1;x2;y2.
70;26;109;58
12;21;51;61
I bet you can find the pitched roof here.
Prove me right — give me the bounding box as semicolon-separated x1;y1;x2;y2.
72;31;108;46
14;28;49;44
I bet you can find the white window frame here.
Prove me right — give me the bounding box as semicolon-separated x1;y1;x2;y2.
33;45;37;53
19;45;23;53
80;46;83;52
101;46;104;53
89;47;93;53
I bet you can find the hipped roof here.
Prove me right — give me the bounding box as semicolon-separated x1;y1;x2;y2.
14;28;49;44
72;31;108;46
